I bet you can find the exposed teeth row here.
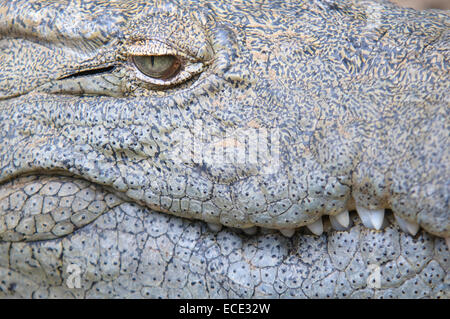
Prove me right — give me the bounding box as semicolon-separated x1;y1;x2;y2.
207;215;450;252
208;212;449;251
280;218;325;238
297;208;420;237
278;208;421;238
208;207;427;239
277;211;346;238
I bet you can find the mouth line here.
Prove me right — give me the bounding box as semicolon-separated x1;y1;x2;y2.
0;173;446;247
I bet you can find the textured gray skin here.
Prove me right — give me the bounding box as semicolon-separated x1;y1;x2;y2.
0;0;449;298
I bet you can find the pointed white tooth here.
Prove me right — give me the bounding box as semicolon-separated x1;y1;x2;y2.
446;238;450;252
334;210;350;227
369;209;384;230
242;226;258;235
394;215;419;236
330;210;350;230
279;228;295;238
355;205;373;228
356;206;384;230
207;222;222;232
306;218;323;236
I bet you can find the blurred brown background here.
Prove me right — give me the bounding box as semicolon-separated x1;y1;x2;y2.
390;0;450;10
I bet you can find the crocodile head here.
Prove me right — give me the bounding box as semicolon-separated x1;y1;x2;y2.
0;0;448;298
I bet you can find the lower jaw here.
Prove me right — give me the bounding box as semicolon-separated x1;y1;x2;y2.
0;175;449;298
0;193;448;298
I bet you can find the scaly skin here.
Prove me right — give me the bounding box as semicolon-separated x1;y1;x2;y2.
0;0;448;298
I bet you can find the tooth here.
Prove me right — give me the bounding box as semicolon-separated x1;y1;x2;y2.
306;218;323;236
356;206;373;228
394;215;419;236
279;228;295;238
242;226;257;235
356;205;384;230
369;209;385;230
207;222;222;232
330;210;350;230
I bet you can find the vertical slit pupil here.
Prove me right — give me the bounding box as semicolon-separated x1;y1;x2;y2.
151;56;154;66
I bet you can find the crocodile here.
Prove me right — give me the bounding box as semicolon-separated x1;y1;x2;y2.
0;0;449;298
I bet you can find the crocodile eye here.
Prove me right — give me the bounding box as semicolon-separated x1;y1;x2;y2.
132;55;181;80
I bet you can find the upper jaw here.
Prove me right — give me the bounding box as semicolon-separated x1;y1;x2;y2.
0;93;448;240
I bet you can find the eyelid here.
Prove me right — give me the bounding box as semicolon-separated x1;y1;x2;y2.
124;40;207;87
124;39;200;63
